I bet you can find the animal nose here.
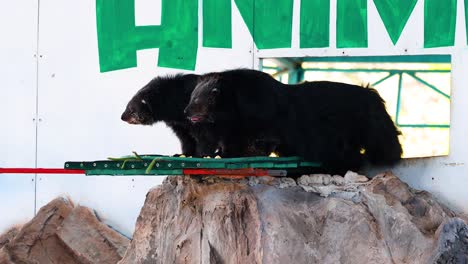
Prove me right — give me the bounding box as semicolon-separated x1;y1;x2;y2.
121;111;130;121
183;106;190;116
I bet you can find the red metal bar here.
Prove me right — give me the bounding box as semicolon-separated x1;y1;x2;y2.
183;168;270;176
0;168;85;174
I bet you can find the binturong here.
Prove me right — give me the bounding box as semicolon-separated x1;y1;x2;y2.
184;68;402;175
121;74;210;156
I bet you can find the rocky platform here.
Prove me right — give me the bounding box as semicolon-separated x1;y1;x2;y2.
2;172;467;264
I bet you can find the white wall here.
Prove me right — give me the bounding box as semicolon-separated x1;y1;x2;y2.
1;0;467;236
0;0;254;236
0;0;38;234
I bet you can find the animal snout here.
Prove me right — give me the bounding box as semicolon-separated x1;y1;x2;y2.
121;111;129;121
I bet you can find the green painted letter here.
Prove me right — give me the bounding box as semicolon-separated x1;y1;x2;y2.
96;0;198;72
336;0;368;48
203;0;232;48
373;0;417;44
424;0;457;48
300;0;330;48
466;0;468;45
234;0;293;49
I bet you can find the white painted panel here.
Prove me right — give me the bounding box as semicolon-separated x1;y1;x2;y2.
0;176;35;232
0;0;37;233
35;0;253;236
2;0;465;238
135;0;162;26
0;0;38;166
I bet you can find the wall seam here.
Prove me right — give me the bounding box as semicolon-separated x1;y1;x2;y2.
34;0;41;215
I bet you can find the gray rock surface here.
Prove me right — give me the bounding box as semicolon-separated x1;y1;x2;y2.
0;197;129;264
120;172;468;264
430;218;468;263
2;172;466;264
0;227;20;250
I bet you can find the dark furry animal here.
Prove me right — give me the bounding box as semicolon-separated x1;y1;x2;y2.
121;73;277;157
121;74;216;156
184;73;282;157
185;69;402;174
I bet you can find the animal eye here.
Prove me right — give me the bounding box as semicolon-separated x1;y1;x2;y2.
141;99;147;104
211;88;219;95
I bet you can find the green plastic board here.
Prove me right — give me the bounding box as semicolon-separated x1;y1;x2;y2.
64;154;321;176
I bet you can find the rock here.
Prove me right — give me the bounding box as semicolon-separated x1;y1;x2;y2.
276;177;297;189
57;206;130;263
297;171;369;197
429;218;468;263
343;170;369;183
0;226;21;264
3;173;465;264
120;172;467;264
0;197;77;264
120;178;262;264
0;197;129;264
0;226;20;250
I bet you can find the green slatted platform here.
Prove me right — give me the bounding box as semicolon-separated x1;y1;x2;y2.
64;154;321;177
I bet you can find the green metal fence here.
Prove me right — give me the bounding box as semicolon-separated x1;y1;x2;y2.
260;55;451;129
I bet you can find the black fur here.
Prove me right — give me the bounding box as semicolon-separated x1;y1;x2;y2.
121;74;214;156
121;73;277;157
184;72;281;157
185;69;402;174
